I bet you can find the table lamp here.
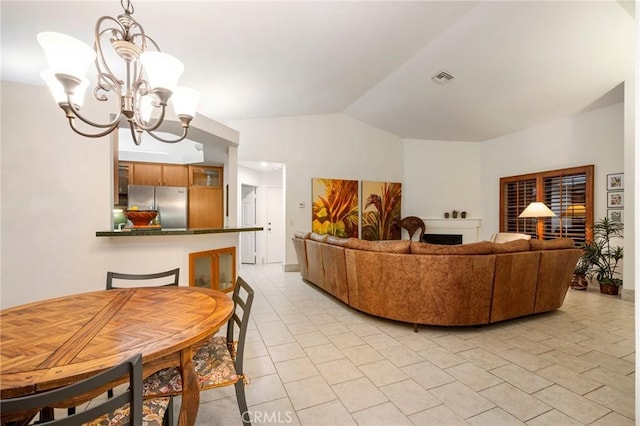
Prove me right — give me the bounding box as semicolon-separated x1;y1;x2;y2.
518;202;556;239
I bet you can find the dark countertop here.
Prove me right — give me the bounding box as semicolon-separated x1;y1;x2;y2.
96;226;263;237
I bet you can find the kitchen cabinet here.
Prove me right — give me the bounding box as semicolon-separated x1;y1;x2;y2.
116;162;132;207
131;162;188;187
189;247;236;293
188;187;223;228
189;166;222;187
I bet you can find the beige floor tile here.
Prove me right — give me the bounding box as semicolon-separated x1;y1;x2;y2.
584;386;635;420
581;366;635;396
537;337;592;356
274;357;320;383
246;373;288;407
244;355;277;378
465;335;515;354
402;361;455;390
480;382;551;421
307;313;338;325
490;363;553;394
316;358;364;385
261;329;297;347
317;322;351;336
539;349;598;374
342;345;385;366
351;402;413;426
248;397;301;426
279;313;308;325
525;409;583;425
244;339;269;359
361;333;401;350
394;334;440;352
500;349;554;372
446;362;503;391
287;321;320;336
536;364;602;395
332;377;388;413
284;375;337;410
408;404;469;425
348;323;383;337
194;395;243;425
419;346;466;369
294;330;331;348
267;342;306;362
433;334;476;353
296;399;356;426
304;343;345;364
577;339;635;359
378;345;425;368
532;384;610;424
505;336;554;355
467;407;526;425
430;381;495;419
578;351;635;375
458;347;510;370
589;411;635;426
379;379;440;416
358;359;408;387
328;332;366;349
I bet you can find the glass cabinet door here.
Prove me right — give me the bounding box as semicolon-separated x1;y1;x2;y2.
192;252;213;289
189;247;236;293
217;249;235;292
190;166;222;187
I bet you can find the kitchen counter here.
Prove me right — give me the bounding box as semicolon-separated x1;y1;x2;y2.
96;226;263;237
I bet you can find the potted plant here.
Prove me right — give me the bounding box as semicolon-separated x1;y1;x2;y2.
571;250;591;290
582;217;624;295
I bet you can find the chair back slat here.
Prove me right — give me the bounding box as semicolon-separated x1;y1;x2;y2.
228;276;254;377
106;268;180;289
0;354;143;425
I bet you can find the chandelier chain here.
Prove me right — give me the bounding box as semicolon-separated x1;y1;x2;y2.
121;0;134;15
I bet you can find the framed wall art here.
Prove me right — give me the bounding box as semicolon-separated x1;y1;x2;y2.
606;173;624;191
361;181;402;241
607;192;624;208
607;209;623;224
311;178;359;237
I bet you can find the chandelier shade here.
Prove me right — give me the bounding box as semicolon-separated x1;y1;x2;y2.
37;0;200;145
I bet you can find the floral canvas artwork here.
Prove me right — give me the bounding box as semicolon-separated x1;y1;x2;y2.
361;181;402;241
312;178;359;237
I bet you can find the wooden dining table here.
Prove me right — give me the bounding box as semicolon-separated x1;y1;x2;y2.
0;286;234;426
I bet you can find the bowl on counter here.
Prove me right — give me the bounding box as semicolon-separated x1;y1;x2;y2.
124;210;158;227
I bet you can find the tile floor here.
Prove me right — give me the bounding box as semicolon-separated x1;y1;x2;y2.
183;263;635;426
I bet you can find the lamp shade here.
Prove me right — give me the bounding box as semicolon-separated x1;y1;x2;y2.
139;51;184;92
518;202;556;218
563;204;586;216
40;70;89;106
172;87;201;118
37;32;96;80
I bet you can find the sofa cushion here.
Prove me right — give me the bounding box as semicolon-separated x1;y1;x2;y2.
530;238;575;250
294;231;311;239
326;236;350;247
309;232;329;243
491;239;531;253
410;241;494;255
490;232;532;243
346;239;411;254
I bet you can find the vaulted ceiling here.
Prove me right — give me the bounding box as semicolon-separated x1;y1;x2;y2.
1;1;634;141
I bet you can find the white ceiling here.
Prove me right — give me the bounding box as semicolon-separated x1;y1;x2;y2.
1;1;634;142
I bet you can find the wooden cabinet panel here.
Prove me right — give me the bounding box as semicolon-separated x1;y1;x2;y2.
132;163;162;186
162;164;189;187
189;247;236;293
188;187;223;228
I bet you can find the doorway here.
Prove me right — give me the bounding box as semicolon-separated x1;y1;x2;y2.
241;185;257;264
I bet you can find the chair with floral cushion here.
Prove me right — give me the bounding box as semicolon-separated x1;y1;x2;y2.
0;354;172;426
143;276;255;426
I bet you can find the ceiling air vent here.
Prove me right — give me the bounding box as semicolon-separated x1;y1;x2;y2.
431;70;455;85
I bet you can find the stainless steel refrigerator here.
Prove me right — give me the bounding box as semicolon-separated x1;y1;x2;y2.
128;185;188;229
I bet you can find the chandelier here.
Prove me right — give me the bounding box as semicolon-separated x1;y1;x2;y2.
37;0;200;145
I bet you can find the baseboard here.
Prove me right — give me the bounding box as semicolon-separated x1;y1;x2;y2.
620;288;634;301
284;263;300;272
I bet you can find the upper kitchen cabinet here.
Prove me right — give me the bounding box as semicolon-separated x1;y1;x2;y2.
189;166;222;188
132;162;189;187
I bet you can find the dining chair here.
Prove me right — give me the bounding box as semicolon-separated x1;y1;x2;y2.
400;216;426;241
0;354;172;426
106;268;180;289
143;276;255;426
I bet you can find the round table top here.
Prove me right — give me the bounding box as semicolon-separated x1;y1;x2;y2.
0;286;234;398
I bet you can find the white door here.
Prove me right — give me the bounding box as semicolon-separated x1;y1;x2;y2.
266;186;284;263
241;185;256;264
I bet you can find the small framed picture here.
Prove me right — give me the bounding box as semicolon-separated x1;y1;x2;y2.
607;192;624;208
608;209;623;224
607;173;624;191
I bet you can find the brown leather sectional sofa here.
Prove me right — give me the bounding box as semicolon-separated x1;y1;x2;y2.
292;232;582;327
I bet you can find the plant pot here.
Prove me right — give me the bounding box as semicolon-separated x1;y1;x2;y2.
598;279;621;295
571;274;588;290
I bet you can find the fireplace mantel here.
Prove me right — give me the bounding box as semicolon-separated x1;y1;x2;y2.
421;218;482;243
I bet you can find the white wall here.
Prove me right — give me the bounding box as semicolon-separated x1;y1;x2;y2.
1;81;240;308
403;139;482;219
229;114;404;268
481;103;628;286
